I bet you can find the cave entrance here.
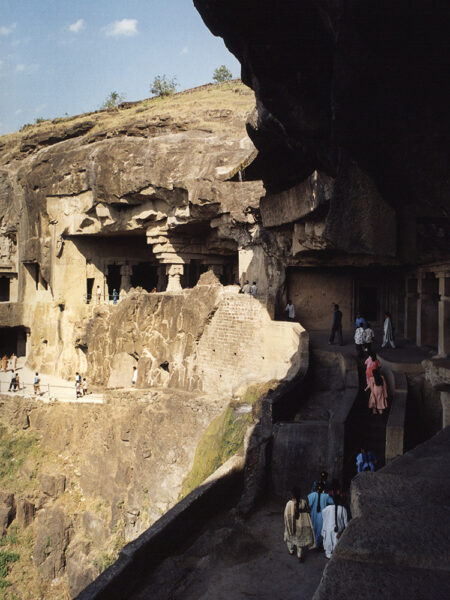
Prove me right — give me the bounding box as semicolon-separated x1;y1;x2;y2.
107;265;121;299
131;263;158;292
0;277;10;302
86;278;95;304
188;260;208;288
356;283;379;323
0;326;28;357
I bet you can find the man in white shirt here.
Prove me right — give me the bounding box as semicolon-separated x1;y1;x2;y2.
363;322;375;352
285;300;296;321
241;280;251;294
354;324;365;357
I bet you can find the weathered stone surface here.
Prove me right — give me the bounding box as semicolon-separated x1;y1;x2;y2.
82;512;106;547
313;558;450;600
0;491;15;536
33;506;73;581
194;1;450;251
39;472;66;498
66;536;100;598
16;498;35;527
86;282;306;397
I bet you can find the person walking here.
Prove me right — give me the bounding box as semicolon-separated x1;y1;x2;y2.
366;368;388;415
365;352;381;385
363;322;375;353
356;448;377;472
355;313;366;328
240;280;251;294
112;289;119;305
382;312;396;348
354;323;365;358
132;366;138;387
33;372;41;396
82;378;88;396
96;285;102;304
285;300;296;321
307;484;334;547
8;372;17;392
10;353;17;371
329;304;343;346
283;488;315;562
75;372;82;398
321;491;348;559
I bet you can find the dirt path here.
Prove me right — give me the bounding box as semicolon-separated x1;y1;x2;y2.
132;500;327;600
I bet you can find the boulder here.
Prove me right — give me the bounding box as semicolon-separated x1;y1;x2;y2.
40;473;66;498
33;506;73;581
0;492;15;536
16;499;35;528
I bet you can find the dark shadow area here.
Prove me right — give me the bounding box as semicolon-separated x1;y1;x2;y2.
0;326;28;356
0;277;10;301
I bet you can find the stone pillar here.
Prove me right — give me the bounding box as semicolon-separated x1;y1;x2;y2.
436;272;450;357
120;264;132;294
404;276;418;340
416;276;423;347
166;264;184;292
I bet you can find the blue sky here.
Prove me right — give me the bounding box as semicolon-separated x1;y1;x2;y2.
0;0;241;134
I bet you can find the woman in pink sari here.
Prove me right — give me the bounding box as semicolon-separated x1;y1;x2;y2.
366;368;388;415
365;352;381;385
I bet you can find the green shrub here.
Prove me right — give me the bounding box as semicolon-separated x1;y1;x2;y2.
212;65;233;84
150;75;178;97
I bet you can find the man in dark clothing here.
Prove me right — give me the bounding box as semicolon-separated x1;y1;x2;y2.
329;304;343;345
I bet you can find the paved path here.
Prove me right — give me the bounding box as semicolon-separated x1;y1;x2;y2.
132;500;327;600
0;360;103;403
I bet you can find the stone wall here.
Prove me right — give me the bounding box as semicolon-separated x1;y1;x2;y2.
86;278;307;398
197;292;305;395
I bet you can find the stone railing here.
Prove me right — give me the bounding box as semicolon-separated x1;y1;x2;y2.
384;367;408;463
77;458;243;600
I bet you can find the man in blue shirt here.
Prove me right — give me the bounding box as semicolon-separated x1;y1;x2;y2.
329;304;343;346
355;313;367;328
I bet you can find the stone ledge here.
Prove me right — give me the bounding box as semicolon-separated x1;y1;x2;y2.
312;558;450;600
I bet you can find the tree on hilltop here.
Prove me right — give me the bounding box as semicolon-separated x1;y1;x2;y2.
212;65;233;84
101;91;126;110
150;75;178;97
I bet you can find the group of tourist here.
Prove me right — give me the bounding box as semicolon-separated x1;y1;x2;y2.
283;472;349;562
1;353;17;372
75;372;88;397
353;311;396;355
240;280;258;295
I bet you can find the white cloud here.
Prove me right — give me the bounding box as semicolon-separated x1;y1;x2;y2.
69;19;85;33
15;63;38;74
0;23;16;36
103;18;138;37
14;108;22;116
180;46;189;55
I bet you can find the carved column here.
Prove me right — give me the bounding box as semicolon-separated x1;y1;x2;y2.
120;264;132;294
416;276;423;347
436;271;450;357
166;264;184;292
